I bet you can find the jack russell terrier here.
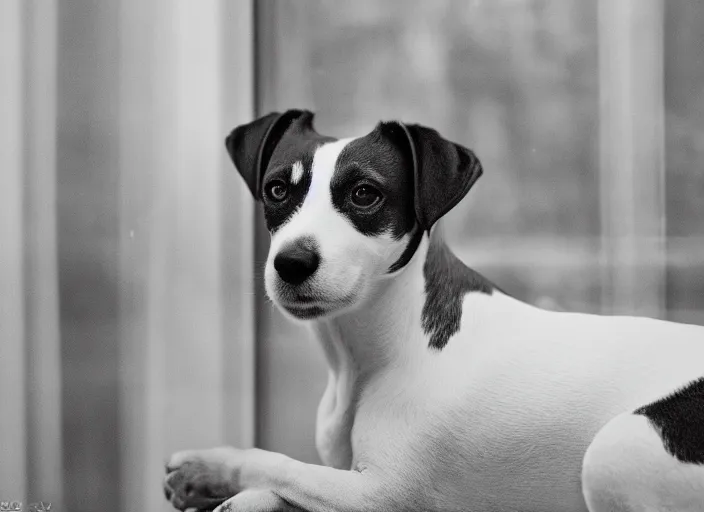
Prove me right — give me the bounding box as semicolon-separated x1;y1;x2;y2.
163;109;704;512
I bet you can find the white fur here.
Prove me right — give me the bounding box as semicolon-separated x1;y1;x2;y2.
167;138;704;512
290;160;304;185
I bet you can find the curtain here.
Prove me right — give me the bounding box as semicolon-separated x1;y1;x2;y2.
0;2;256;512
1;1;62;507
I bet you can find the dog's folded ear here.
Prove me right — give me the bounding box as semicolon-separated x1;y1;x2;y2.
397;123;483;232
225;109;314;199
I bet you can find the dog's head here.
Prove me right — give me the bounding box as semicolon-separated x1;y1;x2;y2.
226;109;483;321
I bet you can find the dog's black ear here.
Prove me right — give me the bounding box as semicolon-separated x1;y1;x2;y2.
398;123;483;232
225;109;314;199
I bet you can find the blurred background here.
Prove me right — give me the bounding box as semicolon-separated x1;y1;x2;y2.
1;1;702;511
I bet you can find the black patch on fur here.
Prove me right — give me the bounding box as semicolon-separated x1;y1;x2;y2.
399;122;483;232
332;123;416;239
262;153;313;232
262;126;335;232
635;377;704;464
422;236;494;350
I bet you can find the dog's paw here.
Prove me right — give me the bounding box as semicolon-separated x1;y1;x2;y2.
163;446;243;511
213;490;299;512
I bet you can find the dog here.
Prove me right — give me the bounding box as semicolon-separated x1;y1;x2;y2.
163;109;704;512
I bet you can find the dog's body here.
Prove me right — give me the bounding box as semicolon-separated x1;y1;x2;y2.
164;110;704;512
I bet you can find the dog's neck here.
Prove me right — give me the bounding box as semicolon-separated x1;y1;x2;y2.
311;229;437;380
308;226;498;468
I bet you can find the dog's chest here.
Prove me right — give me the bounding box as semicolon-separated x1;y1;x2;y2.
315;374;356;469
344;354;594;511
312;295;640;511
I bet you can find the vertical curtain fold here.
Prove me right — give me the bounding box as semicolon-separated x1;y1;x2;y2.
0;0;62;506
0;0;63;504
1;2;255;511
0;0;28;498
598;0;666;317
23;0;63;507
118;2;256;510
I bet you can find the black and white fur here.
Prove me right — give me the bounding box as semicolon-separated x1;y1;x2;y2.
163;109;704;512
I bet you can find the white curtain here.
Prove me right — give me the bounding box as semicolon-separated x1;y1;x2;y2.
0;0;62;506
118;2;256;511
0;2;256;511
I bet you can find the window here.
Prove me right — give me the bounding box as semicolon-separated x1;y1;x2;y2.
665;1;704;326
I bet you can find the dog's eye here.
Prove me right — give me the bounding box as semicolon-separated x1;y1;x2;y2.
351;185;382;208
265;180;288;202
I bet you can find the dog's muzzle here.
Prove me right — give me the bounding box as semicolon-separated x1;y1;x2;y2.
274;238;320;286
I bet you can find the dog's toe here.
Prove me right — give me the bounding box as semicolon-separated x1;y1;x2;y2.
163;482;173;501
166;449;196;473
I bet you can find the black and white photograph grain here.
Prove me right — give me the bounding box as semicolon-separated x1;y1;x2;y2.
2;1;704;511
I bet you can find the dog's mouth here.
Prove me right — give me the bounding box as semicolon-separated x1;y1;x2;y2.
276;290;358;320
290;293;318;304
269;272;364;321
278;292;333;319
280;303;328;320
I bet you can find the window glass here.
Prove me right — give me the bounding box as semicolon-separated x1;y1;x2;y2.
664;1;704;325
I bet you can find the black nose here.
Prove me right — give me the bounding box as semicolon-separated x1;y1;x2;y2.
274;240;320;285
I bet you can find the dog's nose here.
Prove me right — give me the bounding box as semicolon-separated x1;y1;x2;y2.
274;240;320;285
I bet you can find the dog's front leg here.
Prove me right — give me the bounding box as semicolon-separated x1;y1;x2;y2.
220;448;383;512
213;489;303;512
165;447;389;512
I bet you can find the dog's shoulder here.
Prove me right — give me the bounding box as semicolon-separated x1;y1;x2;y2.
421;236;498;350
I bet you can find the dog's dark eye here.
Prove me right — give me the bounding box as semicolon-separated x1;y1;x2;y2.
350;185;382;208
265;180;288;202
